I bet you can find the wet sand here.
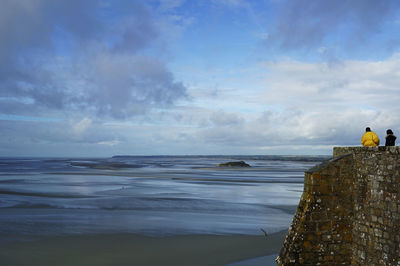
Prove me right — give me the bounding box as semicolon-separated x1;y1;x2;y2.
0;230;286;266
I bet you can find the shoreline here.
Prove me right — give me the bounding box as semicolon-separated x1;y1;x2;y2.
0;230;287;266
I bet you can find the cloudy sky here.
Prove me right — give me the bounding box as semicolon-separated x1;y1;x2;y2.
1;0;400;157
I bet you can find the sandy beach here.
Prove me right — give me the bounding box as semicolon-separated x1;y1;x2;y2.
0;230;286;266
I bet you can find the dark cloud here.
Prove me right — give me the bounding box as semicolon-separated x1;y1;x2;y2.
0;0;187;118
80;53;186;118
267;0;400;52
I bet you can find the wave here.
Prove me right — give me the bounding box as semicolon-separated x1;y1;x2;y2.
2;202;99;210
0;179;28;184
70;161;144;170
7;203;61;209
1;196;289;215
171;177;304;184
0;189;93;199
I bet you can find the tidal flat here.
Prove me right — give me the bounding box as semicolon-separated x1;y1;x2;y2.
0;155;327;265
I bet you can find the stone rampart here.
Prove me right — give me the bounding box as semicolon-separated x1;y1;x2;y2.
276;146;400;265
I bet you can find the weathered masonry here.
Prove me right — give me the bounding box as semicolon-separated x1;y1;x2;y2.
276;147;400;265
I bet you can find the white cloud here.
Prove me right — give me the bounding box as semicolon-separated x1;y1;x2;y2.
211;0;247;7
157;0;185;11
163;54;400;153
97;140;121;146
261;54;400;111
72;117;92;136
209;110;244;126
5;52;399;156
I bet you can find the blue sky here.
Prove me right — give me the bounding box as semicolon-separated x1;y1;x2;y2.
1;0;400;157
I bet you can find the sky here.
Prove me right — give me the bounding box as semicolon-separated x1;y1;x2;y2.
1;0;400;157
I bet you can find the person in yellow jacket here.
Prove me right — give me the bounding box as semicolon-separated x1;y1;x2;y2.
361;127;380;146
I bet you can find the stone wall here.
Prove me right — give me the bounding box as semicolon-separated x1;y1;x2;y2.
276;146;400;265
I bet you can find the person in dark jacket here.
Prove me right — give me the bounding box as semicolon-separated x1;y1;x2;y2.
385;129;396;146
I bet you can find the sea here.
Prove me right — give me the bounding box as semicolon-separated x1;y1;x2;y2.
0;155;329;242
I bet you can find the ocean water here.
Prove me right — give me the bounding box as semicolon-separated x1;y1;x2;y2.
0;155;328;242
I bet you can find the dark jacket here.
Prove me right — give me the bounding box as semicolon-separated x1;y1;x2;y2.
385;134;396;146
